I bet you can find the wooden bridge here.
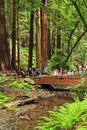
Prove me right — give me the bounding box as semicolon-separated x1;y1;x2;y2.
33;76;83;85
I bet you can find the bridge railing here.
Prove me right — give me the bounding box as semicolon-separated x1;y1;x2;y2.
33;75;83;85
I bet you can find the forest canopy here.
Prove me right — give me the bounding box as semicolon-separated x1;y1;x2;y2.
0;0;87;73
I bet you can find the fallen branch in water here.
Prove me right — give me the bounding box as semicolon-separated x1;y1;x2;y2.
1;92;52;109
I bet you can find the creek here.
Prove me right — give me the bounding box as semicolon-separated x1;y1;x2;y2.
15;91;73;130
0;87;74;130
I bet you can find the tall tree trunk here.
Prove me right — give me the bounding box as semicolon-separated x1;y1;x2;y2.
11;0;16;70
28;11;34;69
41;0;48;70
47;26;51;59
51;29;56;54
35;9;42;72
6;0;13;38
57;28;61;48
0;0;11;73
17;0;20;71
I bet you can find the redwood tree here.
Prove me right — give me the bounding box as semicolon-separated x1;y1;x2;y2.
28;11;34;69
0;0;11;73
41;0;48;70
35;8;42;72
47;20;51;59
17;0;20;71
11;0;17;70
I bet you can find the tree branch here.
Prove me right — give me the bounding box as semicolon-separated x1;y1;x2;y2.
64;29;87;67
63;0;72;6
83;0;87;8
71;0;87;28
67;20;79;54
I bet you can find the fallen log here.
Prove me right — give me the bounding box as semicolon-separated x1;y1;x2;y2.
2;96;38;109
1;92;52;109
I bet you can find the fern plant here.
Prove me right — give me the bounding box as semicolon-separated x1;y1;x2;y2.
35;97;87;130
8;81;35;91
0;76;5;82
0;93;9;105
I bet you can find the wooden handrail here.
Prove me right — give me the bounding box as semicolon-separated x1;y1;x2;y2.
33;76;85;85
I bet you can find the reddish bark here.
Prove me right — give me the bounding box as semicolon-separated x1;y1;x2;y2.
0;0;11;73
11;0;16;70
41;0;48;70
35;9;42;72
28;11;34;69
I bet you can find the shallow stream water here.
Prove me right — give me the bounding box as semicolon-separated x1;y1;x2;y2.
15;91;73;130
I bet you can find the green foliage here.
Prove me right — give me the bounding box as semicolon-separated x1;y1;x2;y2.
6;106;17;110
47;0;87;69
19;47;28;70
48;48;63;70
38;89;43;94
5;0;87;72
19;47;36;70
0;76;5;82
36;97;87;130
48;48;71;70
70;78;87;99
8;80;34;91
83;71;87;76
74;42;87;66
77;126;87;130
0;93;9;105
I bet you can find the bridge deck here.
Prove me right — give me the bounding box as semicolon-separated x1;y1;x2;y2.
33;76;83;85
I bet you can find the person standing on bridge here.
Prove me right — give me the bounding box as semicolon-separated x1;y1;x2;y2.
59;68;63;78
28;67;32;77
43;66;49;75
67;70;74;77
79;65;83;77
35;68;40;77
53;69;58;77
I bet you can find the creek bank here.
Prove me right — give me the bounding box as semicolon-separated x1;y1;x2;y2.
0;91;73;130
1;90;53;109
0;89;53;130
0;76;74;130
0;78;54;130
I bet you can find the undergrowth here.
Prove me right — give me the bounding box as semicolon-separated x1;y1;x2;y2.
35;96;87;130
8;80;35;91
0;93;9;105
0;76;5;82
69;78;87;99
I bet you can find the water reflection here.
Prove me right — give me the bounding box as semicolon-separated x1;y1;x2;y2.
16;92;73;130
